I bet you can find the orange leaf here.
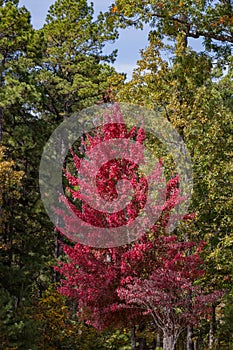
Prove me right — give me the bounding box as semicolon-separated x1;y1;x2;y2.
111;5;118;13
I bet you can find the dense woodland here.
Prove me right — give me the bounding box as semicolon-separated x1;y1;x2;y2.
0;0;232;349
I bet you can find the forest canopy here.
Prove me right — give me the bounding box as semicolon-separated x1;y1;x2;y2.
0;0;232;349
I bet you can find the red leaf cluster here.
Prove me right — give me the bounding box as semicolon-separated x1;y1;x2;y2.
55;104;223;334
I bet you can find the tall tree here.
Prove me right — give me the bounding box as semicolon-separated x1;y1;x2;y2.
106;0;233;60
55;105;223;350
112;29;232;350
0;0;121;347
38;0;118;117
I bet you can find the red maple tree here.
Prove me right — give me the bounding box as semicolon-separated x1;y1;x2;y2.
54;104;223;349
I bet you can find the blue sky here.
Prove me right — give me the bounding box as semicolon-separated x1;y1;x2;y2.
18;0;151;80
18;0;202;80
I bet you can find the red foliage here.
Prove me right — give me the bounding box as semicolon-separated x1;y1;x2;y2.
56;233;222;331
118;236;223;335
55;104;223;334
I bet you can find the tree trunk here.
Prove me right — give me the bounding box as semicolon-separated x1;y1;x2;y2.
187;325;194;350
209;305;216;349
193;338;198;350
209;322;214;349
151;338;156;350
131;325;136;350
163;333;177;350
139;337;146;350
54;130;66;282
54;229;61;282
156;331;163;349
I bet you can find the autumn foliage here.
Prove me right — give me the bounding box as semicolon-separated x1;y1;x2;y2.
55;105;223;349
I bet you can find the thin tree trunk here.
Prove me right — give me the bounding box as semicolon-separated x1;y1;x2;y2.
209;305;216;349
209;322;214;348
54;130;66;282
131;325;136;350
139;337;146;350
156;331;163;349
54;229;61;282
138;322;147;350
151;338;156;350
193;338;198;350
187;325;194;350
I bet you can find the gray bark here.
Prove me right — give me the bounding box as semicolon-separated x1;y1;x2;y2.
209;321;214;349
163;333;177;350
193;338;198;350
187;325;194;350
